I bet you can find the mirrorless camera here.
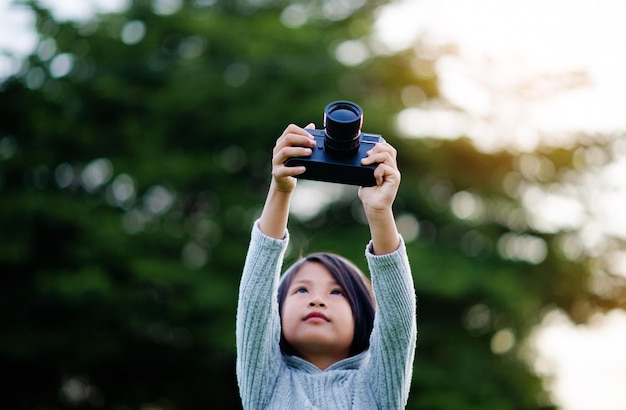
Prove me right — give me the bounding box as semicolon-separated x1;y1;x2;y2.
285;100;384;186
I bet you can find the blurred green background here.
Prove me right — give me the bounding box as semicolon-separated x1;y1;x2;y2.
1;0;625;409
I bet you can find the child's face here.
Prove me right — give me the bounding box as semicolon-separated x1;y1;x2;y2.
281;262;355;363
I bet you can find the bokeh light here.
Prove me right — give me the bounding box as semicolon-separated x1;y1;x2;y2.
450;190;486;223
334;40;369;67
0;135;17;160
144;185;174;215
491;328;515;355
121;20;146;45
396;213;419;243
497;232;547;265
109;173;136;207
464;303;491;335
153;0;183;16
290;180;354;222
81;158;113;193
280;4;308;28
223;63;251;87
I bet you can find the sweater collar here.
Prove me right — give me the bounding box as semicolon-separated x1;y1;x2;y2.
283;350;370;373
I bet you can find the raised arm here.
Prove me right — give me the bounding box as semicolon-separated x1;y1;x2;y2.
358;142;401;255
359;142;417;408
258;123;316;239
236;123;316;408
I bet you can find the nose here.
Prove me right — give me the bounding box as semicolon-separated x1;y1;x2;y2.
309;296;326;308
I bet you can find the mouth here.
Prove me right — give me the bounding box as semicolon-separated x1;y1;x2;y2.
304;312;329;322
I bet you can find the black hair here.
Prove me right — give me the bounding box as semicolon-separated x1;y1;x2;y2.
277;252;375;357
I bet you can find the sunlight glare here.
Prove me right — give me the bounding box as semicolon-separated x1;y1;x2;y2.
375;0;626;149
533;310;626;410
36;0;130;21
290;180;354;221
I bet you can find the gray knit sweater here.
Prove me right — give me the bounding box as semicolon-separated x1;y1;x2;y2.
236;220;417;409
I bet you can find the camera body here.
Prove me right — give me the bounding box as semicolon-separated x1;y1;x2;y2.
285;129;383;186
285;101;384;187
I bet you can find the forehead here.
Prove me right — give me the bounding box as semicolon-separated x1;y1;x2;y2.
290;262;337;284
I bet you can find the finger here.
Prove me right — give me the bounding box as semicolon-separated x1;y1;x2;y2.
362;142;396;161
274;134;315;153
277;124;314;145
367;141;396;154
379;141;397;156
286;123;316;140
374;162;400;179
361;150;397;168
374;164;384;186
275;132;316;153
273;146;313;165
282;123;310;136
275;164;306;177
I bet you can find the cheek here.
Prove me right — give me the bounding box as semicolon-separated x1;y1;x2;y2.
347;309;356;328
280;305;301;346
280;299;296;328
338;301;356;326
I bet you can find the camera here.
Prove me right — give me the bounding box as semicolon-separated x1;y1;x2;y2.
285;101;384;187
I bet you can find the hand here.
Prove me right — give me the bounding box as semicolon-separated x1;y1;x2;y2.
358;142;401;218
270;123;316;193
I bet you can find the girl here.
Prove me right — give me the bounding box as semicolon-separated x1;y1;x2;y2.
236;123;416;409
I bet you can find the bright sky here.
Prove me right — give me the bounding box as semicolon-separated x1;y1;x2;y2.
2;0;626;408
374;0;626;143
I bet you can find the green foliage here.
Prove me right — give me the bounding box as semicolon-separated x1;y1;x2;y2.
1;0;615;408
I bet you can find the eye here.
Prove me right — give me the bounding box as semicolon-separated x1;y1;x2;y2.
295;287;308;294
330;289;343;296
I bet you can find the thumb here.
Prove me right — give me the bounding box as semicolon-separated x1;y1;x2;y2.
305;123;315;129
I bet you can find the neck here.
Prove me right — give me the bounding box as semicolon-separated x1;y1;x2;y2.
298;350;349;371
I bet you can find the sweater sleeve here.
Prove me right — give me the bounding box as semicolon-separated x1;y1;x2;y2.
236;219;289;410
364;236;417;409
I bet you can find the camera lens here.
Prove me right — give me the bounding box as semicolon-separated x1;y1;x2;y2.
323;101;363;159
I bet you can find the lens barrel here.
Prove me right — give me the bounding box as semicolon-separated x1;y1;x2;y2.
323;101;363;159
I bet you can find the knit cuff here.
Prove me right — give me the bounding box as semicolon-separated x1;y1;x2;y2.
251;218;289;247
